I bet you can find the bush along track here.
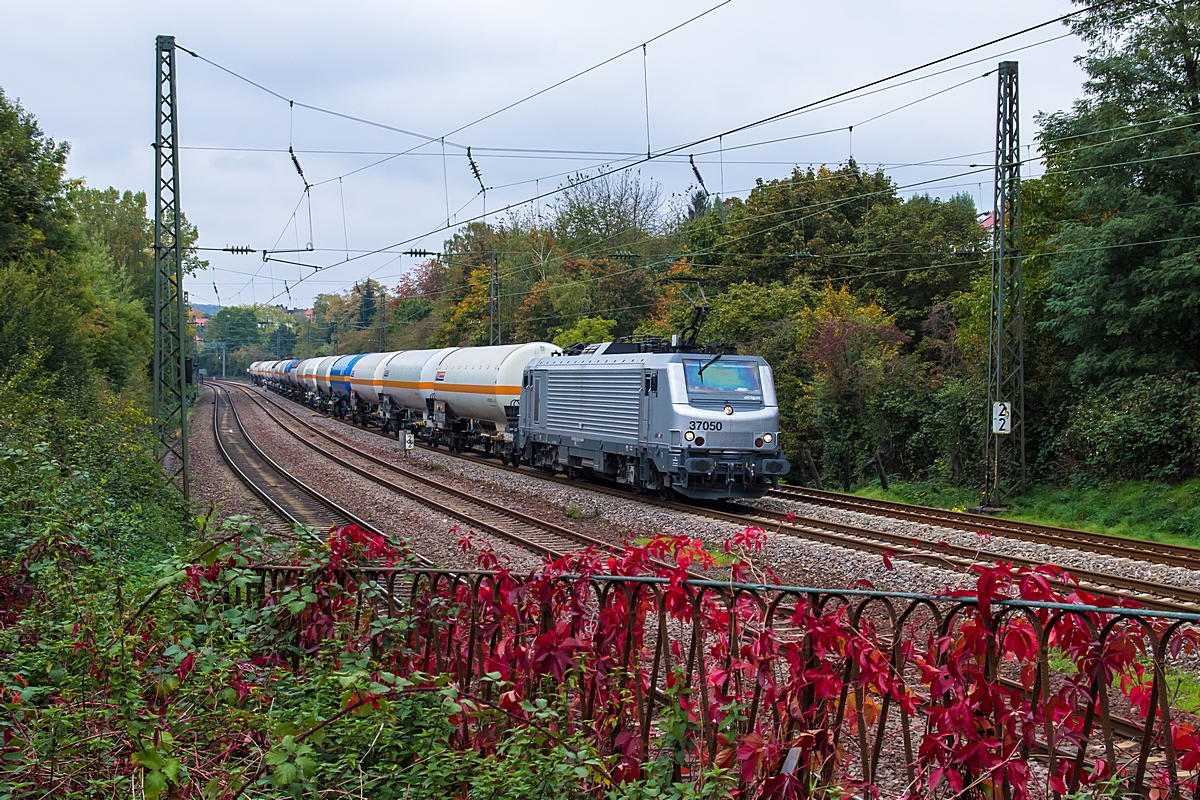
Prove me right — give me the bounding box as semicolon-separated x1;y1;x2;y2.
4;506;1200;798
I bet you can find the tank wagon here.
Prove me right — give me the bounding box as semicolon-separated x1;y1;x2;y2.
257;337;788;500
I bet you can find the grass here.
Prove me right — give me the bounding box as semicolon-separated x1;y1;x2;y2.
840;477;1200;548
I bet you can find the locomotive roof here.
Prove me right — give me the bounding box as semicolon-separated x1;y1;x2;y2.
533;342;767;368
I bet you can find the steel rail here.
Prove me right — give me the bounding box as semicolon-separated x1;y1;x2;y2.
249;383;1198;611
770;484;1200;570
212;384;431;564
220;382;692;574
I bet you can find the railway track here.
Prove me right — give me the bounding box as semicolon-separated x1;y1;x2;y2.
243;383;1200;612
770;484;1200;571
210;383;398;550
217;381;691;573
233;383;1168;744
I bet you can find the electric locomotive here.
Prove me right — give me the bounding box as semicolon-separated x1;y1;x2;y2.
515;338;789;499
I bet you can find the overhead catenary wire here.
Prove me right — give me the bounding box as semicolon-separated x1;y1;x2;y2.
439;0;733;140
201;3;1120;305
260;1;1110;304
213;1;1166;308
206;0;1161;307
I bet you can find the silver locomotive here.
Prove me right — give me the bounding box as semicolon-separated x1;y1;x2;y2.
515;339;789;500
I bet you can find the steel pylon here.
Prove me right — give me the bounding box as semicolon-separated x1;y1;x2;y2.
984;61;1025;506
488;248;500;346
153;34;189;500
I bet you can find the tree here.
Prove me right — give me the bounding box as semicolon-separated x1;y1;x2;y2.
551;170;664;256
848;192;988;335
0;89;153;391
0;88;73;264
691;162;897;288
357;282;376;331
802;286;910;487
204;307;261;350
551;316;616;348
1039;0;1200;382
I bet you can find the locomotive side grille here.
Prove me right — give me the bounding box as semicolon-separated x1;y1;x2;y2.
544;369;641;440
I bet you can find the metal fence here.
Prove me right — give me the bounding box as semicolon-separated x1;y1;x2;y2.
244;564;1200;799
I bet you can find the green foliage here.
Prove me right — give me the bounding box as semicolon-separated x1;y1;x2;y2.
203;305;262;350
854;475;1200;545
0;351;186;564
0;88;73;264
553;316;617;347
1056;372;1200;481
0;90;156;393
849;192;988;334
1039;1;1200;383
688;162;896;288
803;286;909;485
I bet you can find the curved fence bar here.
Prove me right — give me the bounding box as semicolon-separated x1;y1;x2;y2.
242;565;1200;799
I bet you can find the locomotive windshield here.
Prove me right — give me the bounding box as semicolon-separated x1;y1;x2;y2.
682;359;762;396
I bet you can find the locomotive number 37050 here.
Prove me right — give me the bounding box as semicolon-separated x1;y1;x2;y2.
688;420;723;431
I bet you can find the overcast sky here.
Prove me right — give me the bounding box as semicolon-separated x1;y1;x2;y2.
1;0;1090;308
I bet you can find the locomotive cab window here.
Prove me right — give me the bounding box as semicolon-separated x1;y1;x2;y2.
682;359;762;396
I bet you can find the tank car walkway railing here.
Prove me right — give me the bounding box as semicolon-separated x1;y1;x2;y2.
236;566;1200;799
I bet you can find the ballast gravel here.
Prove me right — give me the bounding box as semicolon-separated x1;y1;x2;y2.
742;494;1200;596
228;386;543;573
245;384;973;595
188;385;277;532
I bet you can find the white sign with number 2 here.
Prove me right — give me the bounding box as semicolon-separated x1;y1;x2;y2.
992;401;1012;434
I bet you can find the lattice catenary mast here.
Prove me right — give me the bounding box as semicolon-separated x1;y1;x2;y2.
488;248;500;346
153;35;189;500
984;61;1025;506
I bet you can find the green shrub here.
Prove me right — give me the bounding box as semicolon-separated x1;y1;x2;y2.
1056;373;1200;481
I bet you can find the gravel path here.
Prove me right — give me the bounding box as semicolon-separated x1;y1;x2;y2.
744;495;1200;595
245;385;972;594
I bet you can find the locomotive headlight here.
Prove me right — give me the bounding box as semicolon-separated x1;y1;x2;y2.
763;433;774;444
684;430;695;442
723;406;734;415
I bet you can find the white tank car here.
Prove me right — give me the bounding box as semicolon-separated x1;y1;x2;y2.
314;356;339;397
377;347;460;412
294;357;320;393
432;343;557;426
306;356;336;395
346;351;400;406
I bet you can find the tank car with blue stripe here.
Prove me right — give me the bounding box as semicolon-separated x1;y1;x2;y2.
514;340;789;500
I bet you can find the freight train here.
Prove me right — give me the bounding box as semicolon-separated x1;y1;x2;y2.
249;337;789;500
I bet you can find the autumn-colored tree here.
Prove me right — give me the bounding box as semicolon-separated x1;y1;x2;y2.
803;286;909;487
